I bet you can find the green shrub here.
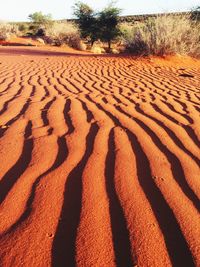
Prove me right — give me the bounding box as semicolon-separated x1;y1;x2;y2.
98;4;121;49
119;22;136;44
73;1;121;48
73;2;99;45
18;23;29;34
28;11;53;35
190;6;200;21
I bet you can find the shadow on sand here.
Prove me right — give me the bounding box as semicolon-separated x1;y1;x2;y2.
0;46;131;58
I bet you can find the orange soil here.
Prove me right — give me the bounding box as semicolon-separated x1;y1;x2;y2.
0;46;199;267
0;37;45;47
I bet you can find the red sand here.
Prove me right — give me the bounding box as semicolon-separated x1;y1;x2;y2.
0;46;199;267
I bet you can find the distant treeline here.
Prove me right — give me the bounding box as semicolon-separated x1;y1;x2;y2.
64;12;191;24
11;11;191;25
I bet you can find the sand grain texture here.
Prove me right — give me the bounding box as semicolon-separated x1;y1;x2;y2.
0;46;199;267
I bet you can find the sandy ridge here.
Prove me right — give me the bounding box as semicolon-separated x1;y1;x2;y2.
0;47;199;267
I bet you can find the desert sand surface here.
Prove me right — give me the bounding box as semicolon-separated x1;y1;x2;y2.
0;45;199;267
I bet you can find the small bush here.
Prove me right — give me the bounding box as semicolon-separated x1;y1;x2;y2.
28;12;53;35
119;23;135;44
44;22;82;49
36;28;46;36
73;1;121;48
18;23;29;34
0;22;19;41
122;15;200;57
73;2;98;45
190;6;200;21
98;4;121;49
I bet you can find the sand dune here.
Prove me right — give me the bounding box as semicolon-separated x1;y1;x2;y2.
0;46;199;267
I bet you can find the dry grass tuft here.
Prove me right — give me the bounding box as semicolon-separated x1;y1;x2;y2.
44;22;82;49
0;22;19;41
120;15;200;57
